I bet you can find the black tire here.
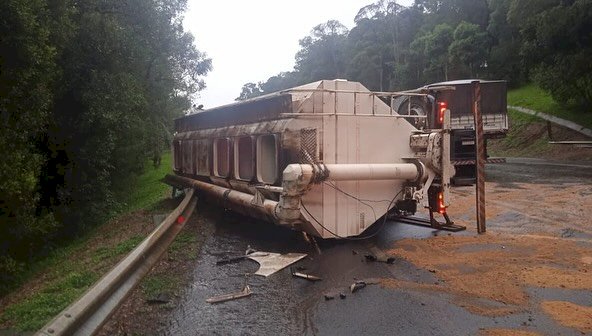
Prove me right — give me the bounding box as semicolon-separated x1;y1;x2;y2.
396;97;430;129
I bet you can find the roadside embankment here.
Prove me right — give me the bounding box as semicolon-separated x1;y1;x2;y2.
0;153;194;333
489;84;591;161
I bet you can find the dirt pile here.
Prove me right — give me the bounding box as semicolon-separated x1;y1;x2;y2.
448;182;592;236
383;233;592;332
541;301;592;332
478;328;542;336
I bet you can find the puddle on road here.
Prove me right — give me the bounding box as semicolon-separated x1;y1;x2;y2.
163;210;310;335
161;207;399;335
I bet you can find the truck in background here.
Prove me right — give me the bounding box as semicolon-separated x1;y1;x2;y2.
394;79;508;185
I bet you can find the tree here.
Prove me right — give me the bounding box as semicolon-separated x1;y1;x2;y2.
236;82;264;100
259;71;300;93
237;0;592;108
448;21;490;78
417;23;454;82
0;0;211;293
345;1;425;91
347;12;393;91
41;0;211;235
295;20;349;83
485;0;525;85
510;0;592;107
0;0;61;275
414;0;490;29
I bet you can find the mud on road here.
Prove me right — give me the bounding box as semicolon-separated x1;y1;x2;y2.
108;158;592;335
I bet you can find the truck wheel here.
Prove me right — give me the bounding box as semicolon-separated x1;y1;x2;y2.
397;97;429;129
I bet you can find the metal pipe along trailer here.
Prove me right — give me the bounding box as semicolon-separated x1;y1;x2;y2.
169;79;459;239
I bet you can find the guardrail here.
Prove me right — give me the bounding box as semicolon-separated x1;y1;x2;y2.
36;189;197;336
508;105;592;138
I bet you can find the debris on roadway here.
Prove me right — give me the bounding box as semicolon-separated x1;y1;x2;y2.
350;281;367;293
364;254;396;264
206;285;252;304
247;251;307;277
290;267;322;281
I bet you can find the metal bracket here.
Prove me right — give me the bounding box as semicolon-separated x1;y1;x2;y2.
393;213;466;232
414;170;435;207
251;189;265;207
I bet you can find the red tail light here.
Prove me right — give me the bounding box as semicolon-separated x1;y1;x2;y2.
438;191;446;214
437;101;447;125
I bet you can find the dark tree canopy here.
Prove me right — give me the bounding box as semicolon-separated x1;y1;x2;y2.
238;0;592;111
0;0;211;291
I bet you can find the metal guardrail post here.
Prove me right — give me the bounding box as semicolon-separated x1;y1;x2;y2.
473;81;486;234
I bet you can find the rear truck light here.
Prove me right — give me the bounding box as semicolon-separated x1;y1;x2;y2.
428;185;447;214
438;191;446;214
437;101;447;125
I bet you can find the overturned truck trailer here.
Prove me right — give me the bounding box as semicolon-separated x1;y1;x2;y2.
168;79;459;239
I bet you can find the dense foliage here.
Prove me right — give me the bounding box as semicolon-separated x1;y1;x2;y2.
0;0;211;291
237;0;592;109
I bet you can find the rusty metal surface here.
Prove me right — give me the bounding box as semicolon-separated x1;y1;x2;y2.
175;94;293;132
164;174;280;225
473;81;486;234
175;119;292;141
298;128;318;164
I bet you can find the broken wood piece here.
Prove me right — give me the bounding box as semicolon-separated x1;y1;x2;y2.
206;285;252;304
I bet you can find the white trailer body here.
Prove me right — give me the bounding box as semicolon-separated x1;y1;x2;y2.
171;79;455;238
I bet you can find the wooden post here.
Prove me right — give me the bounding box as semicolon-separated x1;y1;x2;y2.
473;81;486;234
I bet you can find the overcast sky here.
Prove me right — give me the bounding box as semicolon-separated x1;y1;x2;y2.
184;0;412;108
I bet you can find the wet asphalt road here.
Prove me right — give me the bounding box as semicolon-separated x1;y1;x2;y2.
487;157;592;185
161;158;592;336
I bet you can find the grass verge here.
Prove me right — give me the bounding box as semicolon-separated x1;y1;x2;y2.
507;84;592;129
116;152;173;214
489;109;551;158
0;152;176;332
